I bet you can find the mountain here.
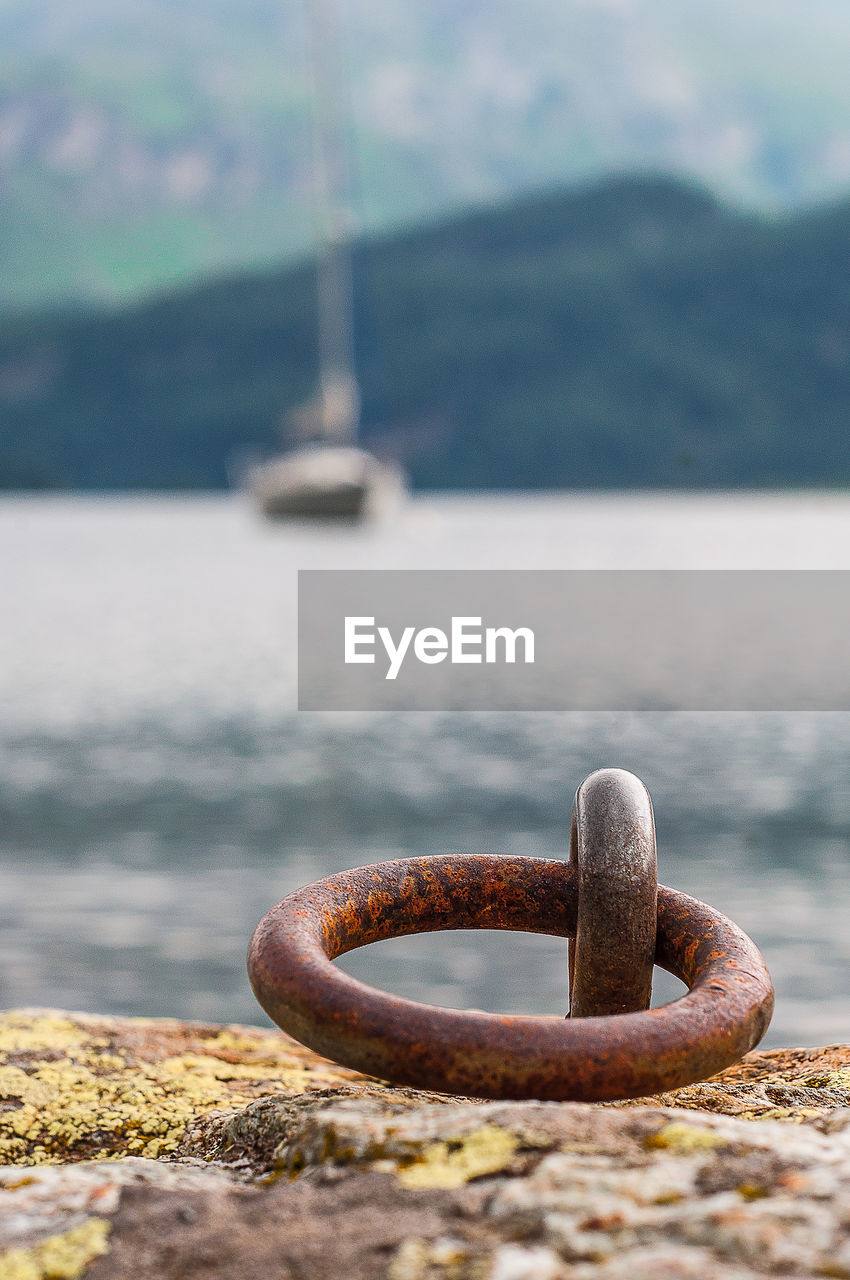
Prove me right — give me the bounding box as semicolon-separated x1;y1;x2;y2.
2;173;850;492
2;0;850;308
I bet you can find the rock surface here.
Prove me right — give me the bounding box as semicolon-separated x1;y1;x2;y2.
1;1009;849;1279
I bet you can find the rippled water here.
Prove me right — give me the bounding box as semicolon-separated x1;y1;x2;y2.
2;492;850;1046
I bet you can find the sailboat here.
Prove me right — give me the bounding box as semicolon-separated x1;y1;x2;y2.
249;376;404;521
248;0;405;521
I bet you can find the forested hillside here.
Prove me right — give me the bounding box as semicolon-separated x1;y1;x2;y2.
1;174;849;491
4;0;850;307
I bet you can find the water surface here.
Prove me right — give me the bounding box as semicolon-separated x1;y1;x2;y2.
2;492;849;1046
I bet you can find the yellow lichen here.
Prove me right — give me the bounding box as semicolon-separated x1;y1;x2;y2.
388;1238;434;1280
0;1016;96;1058
737;1182;769;1201
800;1070;850;1092
0;1010;364;1166
200;1030;277;1054
738;1107;822;1124
644;1123;728;1154
0;1218;110;1279
387;1237;477;1280
397;1125;518;1189
158;1052;320;1089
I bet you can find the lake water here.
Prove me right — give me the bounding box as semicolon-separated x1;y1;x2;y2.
1;492;849;1048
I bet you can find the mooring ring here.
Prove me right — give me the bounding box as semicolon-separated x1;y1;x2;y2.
248;855;774;1101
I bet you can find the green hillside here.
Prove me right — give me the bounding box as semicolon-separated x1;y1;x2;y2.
3;0;850;307
1;174;850;491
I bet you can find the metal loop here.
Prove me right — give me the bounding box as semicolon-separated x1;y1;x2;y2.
569;768;657;1018
248;855;774;1102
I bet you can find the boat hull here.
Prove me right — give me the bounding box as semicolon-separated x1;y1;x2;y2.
248;446;404;522
260;481;367;521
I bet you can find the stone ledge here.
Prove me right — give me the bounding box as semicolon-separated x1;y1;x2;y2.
1;1009;848;1279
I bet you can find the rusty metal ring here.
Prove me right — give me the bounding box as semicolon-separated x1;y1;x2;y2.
569;769;657;1017
248;855;774;1101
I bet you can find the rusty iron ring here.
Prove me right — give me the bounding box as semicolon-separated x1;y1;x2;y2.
569;768;657;1018
248;855;774;1101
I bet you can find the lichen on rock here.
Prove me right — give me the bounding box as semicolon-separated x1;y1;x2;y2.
1;1010;849;1279
622;1044;850;1121
395;1126;519;1190
0;1219;110;1280
0;1008;415;1166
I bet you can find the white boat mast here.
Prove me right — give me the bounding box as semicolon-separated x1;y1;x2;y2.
303;0;359;444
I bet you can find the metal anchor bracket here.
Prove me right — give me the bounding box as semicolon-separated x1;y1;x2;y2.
569;768;657;1018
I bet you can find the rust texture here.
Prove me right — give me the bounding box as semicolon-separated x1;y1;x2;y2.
568;768;657;1018
247;853;774;1102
